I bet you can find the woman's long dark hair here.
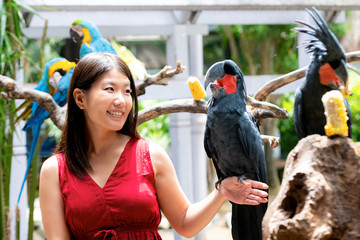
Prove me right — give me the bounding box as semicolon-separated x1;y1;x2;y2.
56;52;140;178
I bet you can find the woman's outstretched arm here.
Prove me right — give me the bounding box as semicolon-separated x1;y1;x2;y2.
150;142;268;238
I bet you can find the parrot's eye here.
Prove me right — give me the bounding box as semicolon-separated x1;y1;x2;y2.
56;69;66;76
329;60;340;69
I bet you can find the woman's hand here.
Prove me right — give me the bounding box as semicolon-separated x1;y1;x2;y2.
218;177;269;205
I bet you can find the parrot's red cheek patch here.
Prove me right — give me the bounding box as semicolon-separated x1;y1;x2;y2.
319;63;341;86
221;74;237;94
215;79;223;89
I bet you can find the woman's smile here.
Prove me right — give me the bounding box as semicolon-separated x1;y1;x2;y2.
107;110;124;117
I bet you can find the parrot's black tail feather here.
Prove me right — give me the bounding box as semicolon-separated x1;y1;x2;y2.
231;203;267;240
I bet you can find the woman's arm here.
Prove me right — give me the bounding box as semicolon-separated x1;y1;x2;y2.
150;143;268;238
39;155;71;240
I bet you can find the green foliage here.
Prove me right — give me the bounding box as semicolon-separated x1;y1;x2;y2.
277;93;298;158
203;24;298;75
0;1;38;239
347;67;360;141
137;100;170;151
25;38;66;83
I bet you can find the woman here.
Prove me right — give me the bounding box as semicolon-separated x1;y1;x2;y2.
39;52;268;239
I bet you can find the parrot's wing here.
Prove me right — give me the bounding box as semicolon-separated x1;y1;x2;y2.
204;126;214;160
52;88;68;108
95;38;117;55
204;125;226;181
294;88;306;139
238;113;267;183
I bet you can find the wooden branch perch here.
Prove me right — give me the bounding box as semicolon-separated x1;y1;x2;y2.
136;61;186;96
246;96;289;120
137;98;280;147
254;51;360;101
138;99;207;125
0;75;66;129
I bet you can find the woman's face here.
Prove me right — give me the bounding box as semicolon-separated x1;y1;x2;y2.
80;69;133;133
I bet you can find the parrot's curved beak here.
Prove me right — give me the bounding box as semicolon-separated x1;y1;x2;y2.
204;62;225;90
70;25;83;44
204;61;227;99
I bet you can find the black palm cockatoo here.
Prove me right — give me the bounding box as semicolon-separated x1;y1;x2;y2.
294;7;352;139
204;60;268;240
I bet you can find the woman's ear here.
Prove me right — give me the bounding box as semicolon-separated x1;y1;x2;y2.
73;88;85;109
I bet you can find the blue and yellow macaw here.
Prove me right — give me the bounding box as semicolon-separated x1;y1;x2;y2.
16;57;76;203
70;19;117;58
70;20;147;80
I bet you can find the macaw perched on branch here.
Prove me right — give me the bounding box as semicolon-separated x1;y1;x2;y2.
70;20;147;80
16;58;76;203
204;60;268;240
294;7;352;140
70;19;117;58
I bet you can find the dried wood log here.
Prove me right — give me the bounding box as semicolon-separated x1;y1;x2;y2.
263;135;360;240
254;51;360;101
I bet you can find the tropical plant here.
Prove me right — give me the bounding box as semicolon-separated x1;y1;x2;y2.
0;0;38;239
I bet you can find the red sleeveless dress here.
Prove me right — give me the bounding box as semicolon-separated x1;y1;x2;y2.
57;138;162;239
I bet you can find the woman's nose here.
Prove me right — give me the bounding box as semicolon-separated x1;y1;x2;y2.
113;92;125;106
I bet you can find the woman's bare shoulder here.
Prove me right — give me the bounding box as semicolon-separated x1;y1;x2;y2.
40;155;59;177
148;142;173;175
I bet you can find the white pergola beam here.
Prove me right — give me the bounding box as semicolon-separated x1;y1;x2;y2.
23;24;209;38
25;10;345;27
24;0;360;11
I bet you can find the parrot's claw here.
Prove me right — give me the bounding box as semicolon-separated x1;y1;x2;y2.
237;175;247;184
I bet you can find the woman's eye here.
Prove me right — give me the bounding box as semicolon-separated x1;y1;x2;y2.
124;89;132;94
105;87;114;92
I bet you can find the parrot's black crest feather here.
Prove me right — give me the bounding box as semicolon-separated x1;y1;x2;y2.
294;7;345;62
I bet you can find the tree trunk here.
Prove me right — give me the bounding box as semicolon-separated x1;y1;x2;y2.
223;25;241;66
263;135;360;240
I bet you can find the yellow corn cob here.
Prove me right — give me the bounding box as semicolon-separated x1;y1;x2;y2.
321;90;349;137
187;76;206;101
